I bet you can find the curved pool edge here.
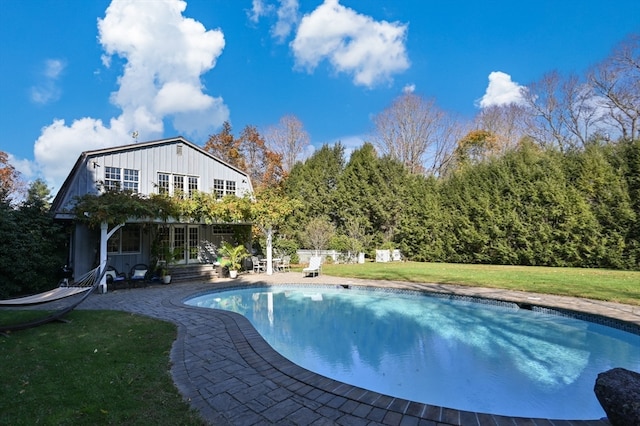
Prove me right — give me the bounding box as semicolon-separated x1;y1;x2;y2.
173;280;633;425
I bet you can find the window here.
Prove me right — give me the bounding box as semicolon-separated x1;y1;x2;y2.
173;175;184;198
158;173;198;197
123;169;139;192
226;180;236;196
214;179;224;199
104;167;121;191
105;167;138;192
107;225;141;254
158;173;170;195
188;176;198;198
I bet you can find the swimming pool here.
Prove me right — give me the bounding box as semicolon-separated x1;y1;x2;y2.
185;285;640;420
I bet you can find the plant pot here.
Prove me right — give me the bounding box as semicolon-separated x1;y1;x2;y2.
229;270;238;279
162;275;172;284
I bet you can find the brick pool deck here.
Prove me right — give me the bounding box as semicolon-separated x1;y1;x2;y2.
78;272;640;425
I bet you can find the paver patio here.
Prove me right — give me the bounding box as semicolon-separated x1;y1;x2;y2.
78;271;639;425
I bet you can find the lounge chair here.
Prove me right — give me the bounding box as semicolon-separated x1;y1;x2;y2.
105;265;127;290
303;256;322;277
129;264;149;288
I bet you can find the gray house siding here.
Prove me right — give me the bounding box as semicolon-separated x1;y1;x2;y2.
51;137;253;277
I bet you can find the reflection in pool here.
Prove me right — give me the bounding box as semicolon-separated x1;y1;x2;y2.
185;286;640;420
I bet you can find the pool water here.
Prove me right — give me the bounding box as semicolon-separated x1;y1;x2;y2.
185;286;640;420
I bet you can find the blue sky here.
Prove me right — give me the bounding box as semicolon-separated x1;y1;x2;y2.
1;0;638;194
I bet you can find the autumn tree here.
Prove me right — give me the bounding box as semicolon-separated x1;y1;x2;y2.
371;93;458;175
238;125;285;188
453;130;501;166
0;151;24;203
264;115;311;172
204;122;284;189
204;121;244;168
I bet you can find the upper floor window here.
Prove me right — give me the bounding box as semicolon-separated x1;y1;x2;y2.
214;179;224;199
173;175;184;198
158;173;170;195
123;169;139;192
158;173;198;197
188;176;198;198
225;180;236;196
105;167;138;193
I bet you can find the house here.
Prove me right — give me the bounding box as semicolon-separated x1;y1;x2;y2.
50;136;253;289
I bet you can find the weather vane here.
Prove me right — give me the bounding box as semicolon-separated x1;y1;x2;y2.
132;130;139;142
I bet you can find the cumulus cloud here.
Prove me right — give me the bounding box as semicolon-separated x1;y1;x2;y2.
33;0;228;192
291;0;409;87
30;59;66;105
478;71;525;108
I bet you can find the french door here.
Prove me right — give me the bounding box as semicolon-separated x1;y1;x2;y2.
171;225;200;264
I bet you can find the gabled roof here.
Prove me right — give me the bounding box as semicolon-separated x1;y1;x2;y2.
51;136;250;215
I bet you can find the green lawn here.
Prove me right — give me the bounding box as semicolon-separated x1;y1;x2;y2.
320;261;640;306
0;310;205;426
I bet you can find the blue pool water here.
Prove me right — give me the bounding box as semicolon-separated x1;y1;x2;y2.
185;285;640;420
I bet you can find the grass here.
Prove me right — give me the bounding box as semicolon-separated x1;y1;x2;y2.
0;310;205;426
1;261;638;424
319;261;640;306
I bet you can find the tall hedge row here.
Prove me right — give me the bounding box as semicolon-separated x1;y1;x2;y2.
287;139;639;270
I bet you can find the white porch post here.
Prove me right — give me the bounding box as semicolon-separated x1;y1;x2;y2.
265;226;273;275
99;222;124;294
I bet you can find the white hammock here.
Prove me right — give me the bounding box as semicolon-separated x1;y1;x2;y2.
0;266;101;306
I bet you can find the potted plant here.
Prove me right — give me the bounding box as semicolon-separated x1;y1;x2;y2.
218;242;248;279
157;245;177;284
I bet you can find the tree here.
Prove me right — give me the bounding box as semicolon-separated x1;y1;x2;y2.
0;180;66;298
24;178;53;211
521;71;574;150
204;121;244;168
204;122;285;189
238;125;285;189
283;143;345;229
304;216;335;252
473;104;528;153
264;115;311;172
0;151;24;204
453;130;501;166
371;93;458;175
335;143;408;248
588;33;640;141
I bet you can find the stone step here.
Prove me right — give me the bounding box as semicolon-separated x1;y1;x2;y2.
168;264;217;282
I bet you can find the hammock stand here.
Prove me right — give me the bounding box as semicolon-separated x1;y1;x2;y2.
0;265;106;334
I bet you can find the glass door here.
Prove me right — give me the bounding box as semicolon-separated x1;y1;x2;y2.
188;226;199;262
172;226;186;264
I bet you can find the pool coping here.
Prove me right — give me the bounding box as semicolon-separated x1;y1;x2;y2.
167;276;640;425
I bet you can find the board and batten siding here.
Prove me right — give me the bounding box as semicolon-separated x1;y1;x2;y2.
58;139;252;211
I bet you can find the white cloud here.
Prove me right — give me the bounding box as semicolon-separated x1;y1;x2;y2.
30;59;66;105
247;0;298;42
272;0;299;42
248;0;272;23
402;83;415;94
291;0;409;87
8;153;37;180
33;0;228;193
478;71;525;108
